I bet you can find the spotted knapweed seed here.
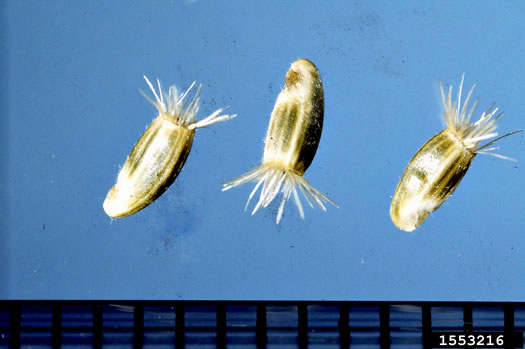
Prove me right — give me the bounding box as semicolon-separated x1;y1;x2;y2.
222;59;337;223
390;75;521;232
103;77;236;218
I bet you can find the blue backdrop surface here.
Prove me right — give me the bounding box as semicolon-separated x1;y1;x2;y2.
3;1;524;300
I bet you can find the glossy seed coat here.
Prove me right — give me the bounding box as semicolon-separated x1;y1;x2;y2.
390;75;521;232
222;58;337;223
103;77;235;218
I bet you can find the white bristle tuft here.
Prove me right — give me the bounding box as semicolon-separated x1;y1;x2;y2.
141;76;236;129
439;74;521;159
222;165;337;224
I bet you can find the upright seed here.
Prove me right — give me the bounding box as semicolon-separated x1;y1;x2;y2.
223;58;337;223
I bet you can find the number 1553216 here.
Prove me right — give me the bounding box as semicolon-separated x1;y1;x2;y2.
431;332;523;348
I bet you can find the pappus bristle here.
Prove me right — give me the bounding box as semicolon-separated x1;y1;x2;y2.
440;73;521;159
140;76;235;129
223;165;336;223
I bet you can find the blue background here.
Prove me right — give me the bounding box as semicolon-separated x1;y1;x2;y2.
3;1;524;300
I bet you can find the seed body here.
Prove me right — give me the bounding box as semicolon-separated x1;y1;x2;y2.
104;118;195;218
390;75;520;232
390;129;474;232
103;77;235;218
223;58;337;223
263;59;324;175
